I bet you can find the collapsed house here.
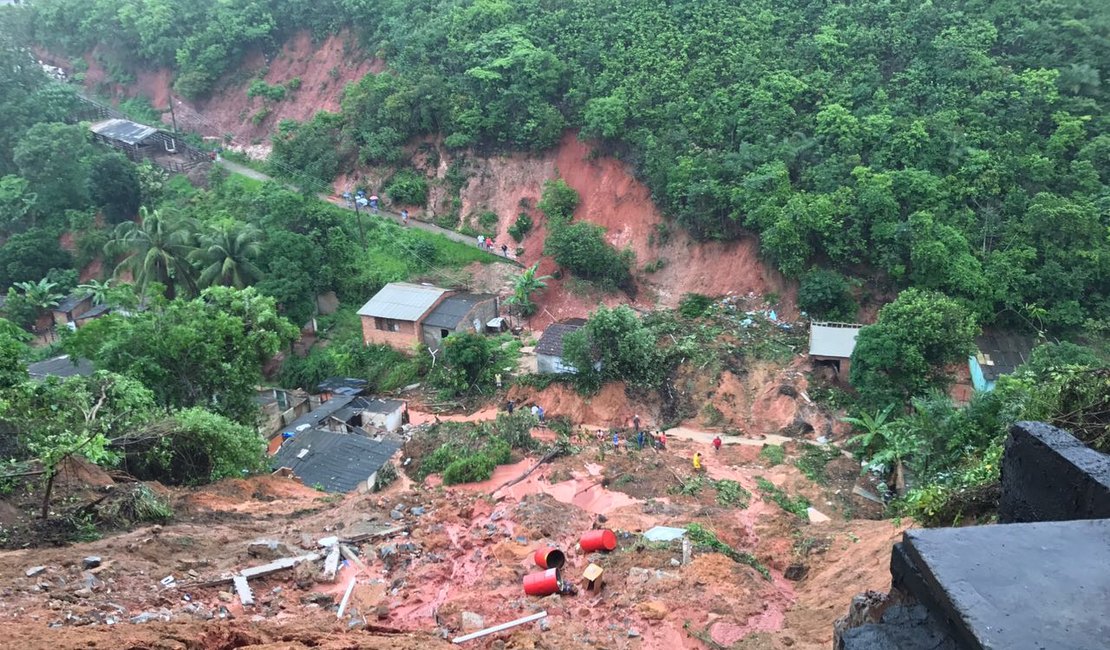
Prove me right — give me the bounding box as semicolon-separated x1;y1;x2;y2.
270;428;400;493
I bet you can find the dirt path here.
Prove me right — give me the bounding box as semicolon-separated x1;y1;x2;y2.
664;426;794;447
216;158;517;257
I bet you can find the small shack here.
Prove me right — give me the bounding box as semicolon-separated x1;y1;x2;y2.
420;293;500;352
535;319;586;374
809;322;864;378
333;397;407;433
970;333;1036;392
270;429;400;493
51;293;93;330
89;118;165;160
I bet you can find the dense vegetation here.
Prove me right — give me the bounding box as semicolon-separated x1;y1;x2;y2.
0;21;499;535
22;0;1110;331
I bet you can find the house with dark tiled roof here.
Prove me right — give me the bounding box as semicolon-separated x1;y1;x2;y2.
969;333;1036;392
535;319;586;374
51;293;93;330
420;293;499;353
270;428;400;493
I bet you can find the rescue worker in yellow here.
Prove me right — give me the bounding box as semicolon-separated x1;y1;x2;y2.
692;451;703;471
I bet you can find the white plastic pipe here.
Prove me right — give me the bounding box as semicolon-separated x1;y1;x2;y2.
452;611;548;644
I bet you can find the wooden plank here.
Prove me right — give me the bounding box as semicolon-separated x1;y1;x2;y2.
323;544;341;582
452;611;548;644
233;575;254;606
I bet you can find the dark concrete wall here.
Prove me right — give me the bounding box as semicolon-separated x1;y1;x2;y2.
998;421;1110;523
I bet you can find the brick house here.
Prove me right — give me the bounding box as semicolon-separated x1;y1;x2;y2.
357;282;452;351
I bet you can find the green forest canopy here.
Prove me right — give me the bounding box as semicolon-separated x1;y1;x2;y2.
16;0;1110;332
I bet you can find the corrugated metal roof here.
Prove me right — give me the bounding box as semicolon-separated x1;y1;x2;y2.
423;293;497;330
809;322;863;358
535;320;585;357
282;395;356;432
271;429;400;493
54;292;92;314
974;333;1035;381
27;355;95;381
356;282;449;321
316;377;368;396
89;118;160;145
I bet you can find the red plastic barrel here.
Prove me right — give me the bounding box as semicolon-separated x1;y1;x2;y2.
579;529;617;552
533;546;566;569
523;568;560;596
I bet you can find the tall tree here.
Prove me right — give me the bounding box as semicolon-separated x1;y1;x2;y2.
192;222;263;289
850;288;979;407
106;207;197;299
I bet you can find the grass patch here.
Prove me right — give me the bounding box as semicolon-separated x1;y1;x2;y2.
758;444;785;466
714;479;751;508
756;477;811;518
795;444;841;485
685;523;770;580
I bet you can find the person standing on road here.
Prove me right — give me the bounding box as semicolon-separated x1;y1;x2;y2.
692;452;702;471
478;234;485;249
401;209;409;226
658;431;667;450
713;435;722;453
501;243;508;257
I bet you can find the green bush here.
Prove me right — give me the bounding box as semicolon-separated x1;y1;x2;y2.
758;444;785;466
537;179;579;221
756;476;810;518
508;213;533;242
798;269;858;322
477;210;499;230
443;453;497;485
385;170;429;206
678;293;714;318
544;221;633;290
247;79;287;102
714;479;751;508
685;523;769;579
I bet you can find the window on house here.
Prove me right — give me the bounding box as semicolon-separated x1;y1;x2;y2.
440;329;450;338
374;318;402;332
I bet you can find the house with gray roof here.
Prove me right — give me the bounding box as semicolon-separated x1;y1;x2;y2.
969;333;1036;392
808;321;864;379
270;428;400;493
357;282;453;351
535;319;586;374
420;293;499;353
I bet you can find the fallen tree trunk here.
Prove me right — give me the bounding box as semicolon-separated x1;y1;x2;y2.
496;448;561;491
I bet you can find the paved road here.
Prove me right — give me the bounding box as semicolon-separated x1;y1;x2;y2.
216;158;517;258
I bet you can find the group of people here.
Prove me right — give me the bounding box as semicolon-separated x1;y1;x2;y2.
506;399;545;424
477;234;510;257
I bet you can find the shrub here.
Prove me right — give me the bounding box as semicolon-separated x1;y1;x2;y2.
756;476;810;518
678;293;714;318
443;453;496;485
385;170;429;206
758;444;785;466
544;221;633;290
477;210;499;230
714;480;751;508
685;523;769;579
247;79;287;102
537;178;579;221
798;269;858;322
508;213;533;241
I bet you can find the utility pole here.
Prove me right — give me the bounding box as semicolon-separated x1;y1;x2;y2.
168;97;179;134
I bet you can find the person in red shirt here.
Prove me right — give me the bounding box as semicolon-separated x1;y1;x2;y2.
712;435;722;453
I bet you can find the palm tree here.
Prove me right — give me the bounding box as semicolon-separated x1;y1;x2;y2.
506;263;552;318
191;222;263;289
77;279;113;306
106;207;198;300
14;278;64;312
